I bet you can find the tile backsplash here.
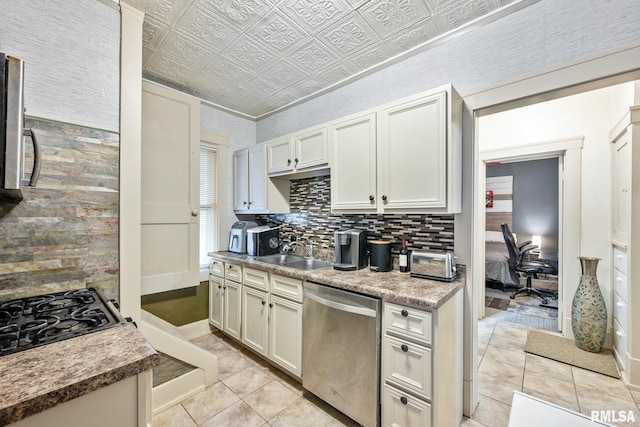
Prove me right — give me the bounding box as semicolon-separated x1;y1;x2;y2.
0;118;120;301
255;175;454;259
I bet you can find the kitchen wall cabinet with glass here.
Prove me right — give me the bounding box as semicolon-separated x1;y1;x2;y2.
330;84;462;214
266;125;329;177
233;145;289;214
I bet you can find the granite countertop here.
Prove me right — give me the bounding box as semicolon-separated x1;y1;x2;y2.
0;322;159;425
209;251;464;309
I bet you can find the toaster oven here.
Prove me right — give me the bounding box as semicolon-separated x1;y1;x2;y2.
410;250;458;281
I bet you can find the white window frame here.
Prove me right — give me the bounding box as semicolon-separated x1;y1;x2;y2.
199;130;229;281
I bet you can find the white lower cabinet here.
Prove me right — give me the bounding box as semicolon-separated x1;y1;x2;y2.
242;285;268;355
210;262;303;379
269;294;302;376
209;275;223;330
223;277;242;340
382;290;463;427
383;384;432;427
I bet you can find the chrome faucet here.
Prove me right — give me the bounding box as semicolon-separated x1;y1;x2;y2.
283;240;314;258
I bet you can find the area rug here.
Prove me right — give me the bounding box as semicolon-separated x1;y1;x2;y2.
524;329;621;378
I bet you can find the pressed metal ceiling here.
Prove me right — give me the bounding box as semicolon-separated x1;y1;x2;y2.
129;0;525;119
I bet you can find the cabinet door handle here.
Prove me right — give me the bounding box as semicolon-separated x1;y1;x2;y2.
287;159;291;165
401;309;408;317
223;286;227;290
369;195;374;201
400;396;408;405
262;300;266;305
218;285;222;289
269;303;274;308
243;201;247;205
294;158;298;164
401;344;409;352
382;195;388;201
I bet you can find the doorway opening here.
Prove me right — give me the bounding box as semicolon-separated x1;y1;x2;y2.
483;157;560;332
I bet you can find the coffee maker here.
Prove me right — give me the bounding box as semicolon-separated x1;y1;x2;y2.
333;229;368;271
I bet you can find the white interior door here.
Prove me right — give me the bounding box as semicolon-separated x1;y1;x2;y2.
141;82;200;295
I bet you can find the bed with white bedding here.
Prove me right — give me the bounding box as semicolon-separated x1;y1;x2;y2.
485;230;518;287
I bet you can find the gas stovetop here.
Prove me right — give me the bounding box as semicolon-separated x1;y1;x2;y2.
0;288;125;356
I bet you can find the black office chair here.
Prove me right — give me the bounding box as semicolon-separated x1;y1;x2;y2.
500;223;558;305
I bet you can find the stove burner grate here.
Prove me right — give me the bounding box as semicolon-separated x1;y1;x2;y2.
0;288;124;356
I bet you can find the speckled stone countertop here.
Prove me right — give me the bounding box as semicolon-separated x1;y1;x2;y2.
209;251;464;309
0;322;159;425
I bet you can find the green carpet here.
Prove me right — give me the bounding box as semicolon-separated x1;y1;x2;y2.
524;329;621;378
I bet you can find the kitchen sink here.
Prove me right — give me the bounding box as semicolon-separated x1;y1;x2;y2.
254;254;333;271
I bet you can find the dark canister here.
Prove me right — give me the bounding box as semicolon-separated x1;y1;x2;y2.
370;240;392;272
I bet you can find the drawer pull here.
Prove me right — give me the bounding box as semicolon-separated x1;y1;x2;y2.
400;396;408;405
401;344;409;352
401;309;409;317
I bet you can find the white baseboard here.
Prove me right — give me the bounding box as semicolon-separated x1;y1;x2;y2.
177;319;212;340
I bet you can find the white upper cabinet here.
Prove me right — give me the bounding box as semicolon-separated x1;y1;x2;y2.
267;138;295;175
378;91;447;211
330;112;377;211
267;126;329;177
233;145;289;214
331;85;461;214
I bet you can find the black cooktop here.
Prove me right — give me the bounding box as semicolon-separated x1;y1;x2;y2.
0;288;124;356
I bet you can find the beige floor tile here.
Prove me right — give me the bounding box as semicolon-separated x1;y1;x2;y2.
244;380;300;421
269;396;334;427
222;366;275;398
630;389;640;404
483;345;526;368
191;333;220;350
524;353;573;381
488;332;526;350
459;416;490;426
217;351;255;380
202;339;238;359
478;372;521;405
576;385;640;414
479;355;524;386
471;394;512;427
200;401;266;427
520;388;580;412
522;369;578;407
572;367;634;402
478;342;488;365
272;370;305;397
151;404;197;427
478;328;493;345
181;381;240;425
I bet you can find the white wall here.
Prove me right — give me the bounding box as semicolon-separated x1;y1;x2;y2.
0;0;120;132
200;104;257;237
256;0;640;142
478;82;636;330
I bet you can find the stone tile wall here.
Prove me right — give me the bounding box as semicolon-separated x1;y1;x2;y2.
255;175;454;259
0;118;120;301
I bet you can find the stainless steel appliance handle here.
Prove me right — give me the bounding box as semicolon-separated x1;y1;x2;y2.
305;289;377;318
24;128;41;186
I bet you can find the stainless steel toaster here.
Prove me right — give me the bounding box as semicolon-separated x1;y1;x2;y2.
410;250;457;281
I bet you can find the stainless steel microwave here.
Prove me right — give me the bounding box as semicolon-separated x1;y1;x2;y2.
0;53;41;202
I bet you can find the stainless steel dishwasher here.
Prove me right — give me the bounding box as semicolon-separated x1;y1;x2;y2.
303;281;380;427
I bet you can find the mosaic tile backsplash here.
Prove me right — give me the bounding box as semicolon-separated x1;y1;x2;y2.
255;175;454;259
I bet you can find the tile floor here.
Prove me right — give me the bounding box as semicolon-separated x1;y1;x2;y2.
469;309;640;427
150;329;360;427
151;315;640;427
